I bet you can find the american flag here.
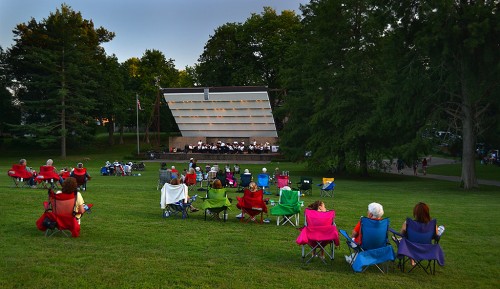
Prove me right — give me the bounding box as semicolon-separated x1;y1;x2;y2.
137;99;142;110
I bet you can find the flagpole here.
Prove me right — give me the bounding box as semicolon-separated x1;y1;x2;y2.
136;93;140;156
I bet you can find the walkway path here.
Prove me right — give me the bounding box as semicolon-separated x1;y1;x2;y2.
392;157;500;187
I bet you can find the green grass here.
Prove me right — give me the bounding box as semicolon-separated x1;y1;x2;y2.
427;161;500;181
1;152;500;289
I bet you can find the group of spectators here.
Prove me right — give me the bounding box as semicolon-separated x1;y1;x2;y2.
180;139;273;154
15;158;90;189
103;160;133;176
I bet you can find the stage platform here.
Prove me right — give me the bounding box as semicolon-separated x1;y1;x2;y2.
145;152;280;164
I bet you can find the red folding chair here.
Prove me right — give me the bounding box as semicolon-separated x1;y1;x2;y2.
72;167;90;191
36;189;81;237
236;189;268;224
37;165;61;189
7;164;33;188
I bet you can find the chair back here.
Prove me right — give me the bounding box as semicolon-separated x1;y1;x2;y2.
185;173;197;186
242;189;265;209
276;175;289;189
207;171;217;183
305;209;335;227
240;174;252;187
279;189;300;206
50;191;77;217
406;218;437;244
160;183;188;209
73;167;87;176
195;171;203;182
360;217;390;250
39;165;59;179
159;169;172;183
9;164;33;178
300;177;313;189
208;188;226;199
257;174;269;187
323;182;336;190
60;171;71;180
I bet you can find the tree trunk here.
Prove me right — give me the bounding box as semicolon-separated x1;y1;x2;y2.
107;119;115;146
60;53;66;158
460;92;479;189
119;124;124;144
359;140;368;177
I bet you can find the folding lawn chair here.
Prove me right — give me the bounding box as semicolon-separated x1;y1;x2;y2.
297;176;313;196
318;178;335;197
184;173;197;188
36;189;80;237
389;218;445;274
270;189;301;226
71;167;90;191
236;189;267;224
160;183;196;219
276;175;289;195
238;174;252;192
340;217;395;273
7;164;34;188
257;173;271;195
36;165;61;189
201;188;232;222
296;209;339;264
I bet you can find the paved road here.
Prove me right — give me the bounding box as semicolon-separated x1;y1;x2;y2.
392;157;500;187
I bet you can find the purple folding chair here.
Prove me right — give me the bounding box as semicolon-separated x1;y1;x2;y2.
390;218;445;274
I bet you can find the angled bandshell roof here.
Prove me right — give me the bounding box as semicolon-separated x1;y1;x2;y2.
162;86;278;138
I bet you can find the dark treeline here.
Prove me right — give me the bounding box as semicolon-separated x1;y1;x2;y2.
0;1;498;189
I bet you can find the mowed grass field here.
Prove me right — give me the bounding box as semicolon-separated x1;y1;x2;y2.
1;151;499;289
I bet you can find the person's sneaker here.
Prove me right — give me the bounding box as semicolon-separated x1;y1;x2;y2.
345;255;352;264
31;185;37;189
235;213;243;219
263;218;271;223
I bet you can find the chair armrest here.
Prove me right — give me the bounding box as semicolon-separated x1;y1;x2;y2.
339;229;360;248
389;228;403;237
389;228;403;245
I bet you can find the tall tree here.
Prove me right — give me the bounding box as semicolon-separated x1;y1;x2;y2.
196;7;301;93
0;47;21;137
280;0;388;176
136;50;179;145
384;0;499;189
7;4;114;157
93;55;126;145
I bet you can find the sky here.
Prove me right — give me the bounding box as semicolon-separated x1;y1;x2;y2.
0;0;308;69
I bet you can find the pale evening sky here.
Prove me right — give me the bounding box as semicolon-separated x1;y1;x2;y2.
0;0;308;69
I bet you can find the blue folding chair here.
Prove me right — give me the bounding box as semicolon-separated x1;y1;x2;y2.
257;173;271;195
390;218;445;274
318;178;335;197
340;217;395;273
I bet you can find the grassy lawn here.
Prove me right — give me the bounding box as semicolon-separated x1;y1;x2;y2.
1;149;499;288
427;161;500;182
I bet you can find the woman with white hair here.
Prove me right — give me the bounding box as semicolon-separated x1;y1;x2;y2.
351;202;384;245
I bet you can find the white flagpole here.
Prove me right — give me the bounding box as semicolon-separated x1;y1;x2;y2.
136;93;140;155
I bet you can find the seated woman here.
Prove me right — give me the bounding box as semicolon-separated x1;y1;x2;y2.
307;200;331;259
351;202;384;245
400;202;439;237
57;177;92;224
170;178;199;212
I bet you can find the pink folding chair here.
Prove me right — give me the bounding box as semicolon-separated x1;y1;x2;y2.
296;208;339;264
276;175;289;194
